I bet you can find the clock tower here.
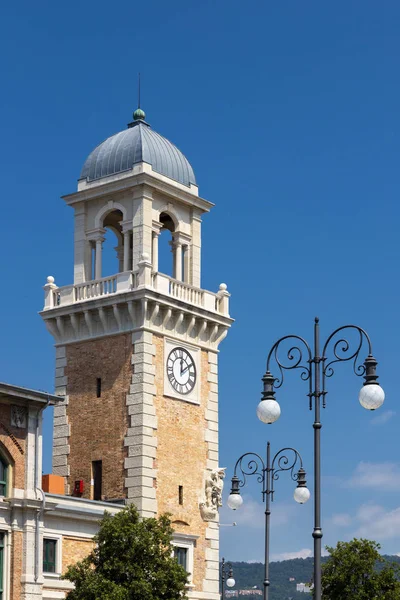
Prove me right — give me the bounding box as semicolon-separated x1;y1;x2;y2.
41;106;232;599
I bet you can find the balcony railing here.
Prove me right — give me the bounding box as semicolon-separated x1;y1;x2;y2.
43;267;229;316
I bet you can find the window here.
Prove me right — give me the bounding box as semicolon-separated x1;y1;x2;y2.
92;460;102;500
96;378;102;398
178;485;183;505
172;534;197;587
174;546;188;570
43;539;57;573
0;458;7;497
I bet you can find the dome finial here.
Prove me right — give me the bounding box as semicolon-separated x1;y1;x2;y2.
133;72;146;121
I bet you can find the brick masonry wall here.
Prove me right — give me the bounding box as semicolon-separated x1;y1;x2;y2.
62;537;94;572
153;334;210;590
64;334;132;500
0;404;26;490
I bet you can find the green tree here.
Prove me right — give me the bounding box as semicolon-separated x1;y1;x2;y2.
318;538;400;599
63;504;188;600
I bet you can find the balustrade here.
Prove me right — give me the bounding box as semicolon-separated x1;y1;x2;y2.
43;271;226;315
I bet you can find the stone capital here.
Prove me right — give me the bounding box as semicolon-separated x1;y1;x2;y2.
121;220;133;234
173;231;192;246
152;220;163;235
86;227;106;242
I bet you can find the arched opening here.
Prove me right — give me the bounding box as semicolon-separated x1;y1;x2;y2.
101;210;123;277
157;212;176;278
90;209;133;280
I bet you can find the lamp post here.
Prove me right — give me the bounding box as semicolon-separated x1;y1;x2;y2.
256;318;385;600
220;557;235;599
227;443;310;600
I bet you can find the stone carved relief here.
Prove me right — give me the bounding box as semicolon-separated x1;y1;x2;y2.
199;467;226;521
11;405;27;429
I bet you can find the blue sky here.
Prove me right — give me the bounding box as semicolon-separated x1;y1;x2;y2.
1;0;400;562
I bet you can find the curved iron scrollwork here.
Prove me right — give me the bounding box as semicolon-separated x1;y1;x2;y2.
321;325;373;407
270;448;303;496
232;447;304;501
233;452;266;490
266;335;313;407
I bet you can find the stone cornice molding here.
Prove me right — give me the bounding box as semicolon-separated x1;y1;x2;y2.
63;173;213;213
40;289;232;351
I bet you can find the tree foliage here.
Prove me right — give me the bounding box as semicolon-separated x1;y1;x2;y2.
319;538;400;599
63;504;188;600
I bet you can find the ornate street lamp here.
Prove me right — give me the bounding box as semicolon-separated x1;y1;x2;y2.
220;557;235;599
227;443;310;600
257;318;385;600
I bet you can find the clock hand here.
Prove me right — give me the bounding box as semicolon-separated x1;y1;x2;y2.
181;365;191;375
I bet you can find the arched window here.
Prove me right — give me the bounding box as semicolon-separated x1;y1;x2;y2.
102;210;123;277
158;212;175;278
0;456;8;496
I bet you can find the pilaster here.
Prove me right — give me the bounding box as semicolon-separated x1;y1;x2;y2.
73;203;87;285
52;346;70;487
202;351;220;599
191;212;202;288
124;330;158;516
132;188;153;272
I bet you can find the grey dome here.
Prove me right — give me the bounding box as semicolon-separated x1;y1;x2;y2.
79;119;196;187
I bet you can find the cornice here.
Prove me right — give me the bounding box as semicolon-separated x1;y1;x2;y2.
62;172;213;213
40;287;233;351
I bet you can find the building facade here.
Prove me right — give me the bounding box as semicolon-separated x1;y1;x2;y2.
0;382;122;600
41;106;232;599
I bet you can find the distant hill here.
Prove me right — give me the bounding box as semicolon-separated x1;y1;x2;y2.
223;555;400;600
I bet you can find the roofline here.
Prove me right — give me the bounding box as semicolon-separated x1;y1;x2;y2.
0;382;62;405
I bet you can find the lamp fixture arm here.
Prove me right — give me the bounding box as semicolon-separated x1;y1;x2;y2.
321;324;374;407
232;452;267;498
265;334;313;407
270;447;304;500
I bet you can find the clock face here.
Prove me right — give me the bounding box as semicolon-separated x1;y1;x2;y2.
167;347;197;395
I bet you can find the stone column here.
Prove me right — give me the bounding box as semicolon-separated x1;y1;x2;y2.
183;245;190;283
151;221;162;273
95;237;103;279
123;231;131;271
152;232;159;272
173;232;192;283
174;242;183;281
115;244;124;273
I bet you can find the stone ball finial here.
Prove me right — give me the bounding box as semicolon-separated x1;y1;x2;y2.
47;276;55;284
219;283;227;291
140;252;150;262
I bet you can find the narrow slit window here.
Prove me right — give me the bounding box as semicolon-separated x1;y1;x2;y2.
178;485;183;505
96;378;102;398
92;460;102;501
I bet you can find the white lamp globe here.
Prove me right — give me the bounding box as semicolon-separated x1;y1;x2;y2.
226;577;235;588
256;399;281;424
227;494;243;510
294;486;311;504
359;384;385;410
